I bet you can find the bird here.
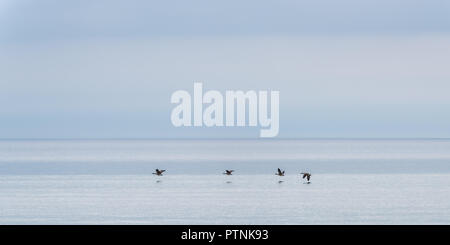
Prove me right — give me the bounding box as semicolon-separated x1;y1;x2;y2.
223;170;234;175
275;168;285;176
153;169;166;176
300;172;311;182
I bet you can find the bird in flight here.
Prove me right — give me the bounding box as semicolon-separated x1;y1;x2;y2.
301;172;311;182
223;170;234;175
153;169;166;176
275;168;285;176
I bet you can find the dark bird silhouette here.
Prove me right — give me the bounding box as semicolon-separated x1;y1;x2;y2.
301;172;311;182
223;170;234;175
275;168;285;176
153;169;166;176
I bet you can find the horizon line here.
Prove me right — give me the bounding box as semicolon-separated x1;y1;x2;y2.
1;137;450;141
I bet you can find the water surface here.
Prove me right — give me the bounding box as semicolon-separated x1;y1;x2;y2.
0;139;449;224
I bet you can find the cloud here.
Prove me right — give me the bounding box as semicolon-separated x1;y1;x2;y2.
1;0;449;42
1;36;450;138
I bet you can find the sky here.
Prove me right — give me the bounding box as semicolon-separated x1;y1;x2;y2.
1;0;450;138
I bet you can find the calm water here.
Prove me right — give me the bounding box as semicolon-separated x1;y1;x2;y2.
0;139;449;224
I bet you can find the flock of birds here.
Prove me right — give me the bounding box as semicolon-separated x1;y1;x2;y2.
152;168;312;183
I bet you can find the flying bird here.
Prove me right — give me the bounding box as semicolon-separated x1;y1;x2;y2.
275;168;285;176
301;172;311;182
223;170;234;175
153;169;166;176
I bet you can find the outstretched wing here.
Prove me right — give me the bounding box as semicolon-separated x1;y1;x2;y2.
278;168;282;175
160;170;166;173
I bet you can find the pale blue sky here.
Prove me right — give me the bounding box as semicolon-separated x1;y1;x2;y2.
1;0;450;138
